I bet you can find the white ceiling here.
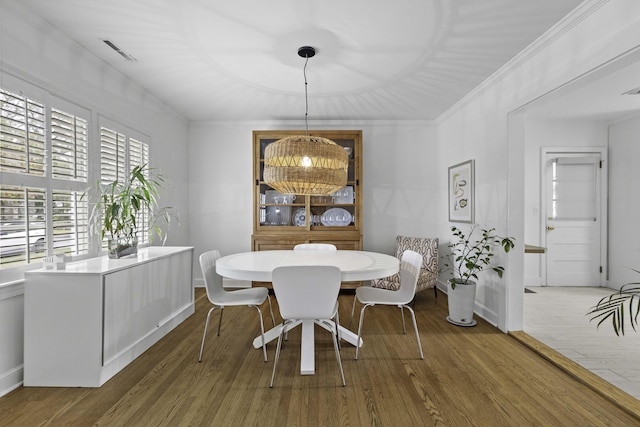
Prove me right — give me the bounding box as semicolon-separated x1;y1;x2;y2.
524;56;640;122
19;0;587;121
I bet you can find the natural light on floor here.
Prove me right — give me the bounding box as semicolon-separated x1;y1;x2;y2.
524;286;640;400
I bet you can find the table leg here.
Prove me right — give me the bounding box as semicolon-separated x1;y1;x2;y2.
252;319;361;377
252;320;302;349
300;319;315;375
255;321;361;349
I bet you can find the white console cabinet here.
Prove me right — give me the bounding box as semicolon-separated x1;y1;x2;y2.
24;246;194;387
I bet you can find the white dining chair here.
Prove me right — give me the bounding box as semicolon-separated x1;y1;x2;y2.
350;250;424;360
290;243;338;343
293;243;337;251
198;250;275;362
270;265;345;387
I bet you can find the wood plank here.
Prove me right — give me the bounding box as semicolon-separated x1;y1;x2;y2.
1;288;638;426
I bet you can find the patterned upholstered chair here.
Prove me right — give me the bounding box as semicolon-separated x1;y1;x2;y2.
370;236;439;298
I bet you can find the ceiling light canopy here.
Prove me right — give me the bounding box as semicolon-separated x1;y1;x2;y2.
263;46;348;195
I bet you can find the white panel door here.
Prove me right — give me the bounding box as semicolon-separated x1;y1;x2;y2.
544;154;602;286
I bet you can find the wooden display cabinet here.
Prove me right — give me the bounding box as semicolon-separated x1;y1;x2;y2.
252;130;363;288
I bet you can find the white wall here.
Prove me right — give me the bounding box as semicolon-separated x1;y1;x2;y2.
437;0;640;331
187;120;438;284
609;114;640;289
0;2;189;396
437;105;513;325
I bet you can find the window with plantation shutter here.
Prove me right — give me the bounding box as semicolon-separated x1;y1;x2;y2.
0;186;47;267
0;84;94;271
129;137;149;170
0;88;46;176
51;108;88;181
100;126;126;184
129;137;150;244
0;81;155;273
98;124;152;247
52;190;89;256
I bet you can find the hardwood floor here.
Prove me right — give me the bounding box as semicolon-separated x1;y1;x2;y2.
2;288;639;426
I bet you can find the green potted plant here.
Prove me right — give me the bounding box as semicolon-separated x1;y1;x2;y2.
588;271;640;336
443;224;515;326
87;164;177;258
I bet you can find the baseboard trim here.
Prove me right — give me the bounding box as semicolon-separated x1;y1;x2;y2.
0;365;23;398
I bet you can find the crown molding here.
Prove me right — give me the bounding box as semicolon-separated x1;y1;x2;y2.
188;118;437;127
436;0;610;124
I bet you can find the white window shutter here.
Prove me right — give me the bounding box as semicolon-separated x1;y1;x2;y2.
52;190;89;256
51;108;88;181
0;89;46;176
100;126;126;184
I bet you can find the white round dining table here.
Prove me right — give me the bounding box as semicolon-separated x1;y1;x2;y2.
216;250;399;283
215;250;399;375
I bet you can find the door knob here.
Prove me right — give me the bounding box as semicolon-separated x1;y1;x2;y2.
546;226;555;231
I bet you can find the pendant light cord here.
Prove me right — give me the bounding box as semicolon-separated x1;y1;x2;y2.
303;54;309;135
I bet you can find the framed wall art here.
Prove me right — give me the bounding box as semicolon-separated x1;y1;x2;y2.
448;159;474;223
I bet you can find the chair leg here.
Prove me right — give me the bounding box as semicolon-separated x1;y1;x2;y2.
217;307;224;336
434;286;438;299
253;305;268;362
348;293;358;330
355;303;373;360
336;311;341;350
266;294;276;327
270;321;288;388
199;306;218;362
331;322;346;386
402;304;424;359
335;301;341;350
400;306;406;334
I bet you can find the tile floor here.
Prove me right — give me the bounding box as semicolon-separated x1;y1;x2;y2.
524;286;640;400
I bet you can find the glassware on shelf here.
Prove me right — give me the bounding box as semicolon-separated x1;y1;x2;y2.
310;195;332;204
265;206;291;225
331;186;354;204
265;190;295;204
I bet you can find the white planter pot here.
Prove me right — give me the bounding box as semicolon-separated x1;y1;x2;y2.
446;279;477;327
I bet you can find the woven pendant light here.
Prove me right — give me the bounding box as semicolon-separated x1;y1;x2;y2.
264;135;348;195
263;47;348;195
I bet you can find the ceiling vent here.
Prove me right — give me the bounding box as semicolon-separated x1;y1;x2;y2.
622;86;640;95
101;39;137;62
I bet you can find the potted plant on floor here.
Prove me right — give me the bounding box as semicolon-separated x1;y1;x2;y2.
588;271;640;336
87;164;177;258
443;224;515;326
